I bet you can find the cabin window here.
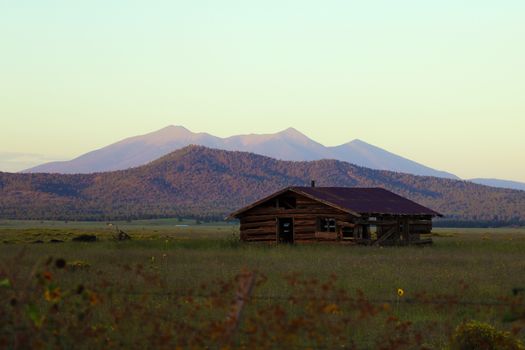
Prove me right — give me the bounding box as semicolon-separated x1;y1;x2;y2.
318;218;336;232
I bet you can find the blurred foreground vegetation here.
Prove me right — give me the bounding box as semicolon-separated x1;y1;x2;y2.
1;221;525;349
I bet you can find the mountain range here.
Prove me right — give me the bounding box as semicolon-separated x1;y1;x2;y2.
25;126;458;178
3;146;525;225
467;178;525;192
23;126;525;191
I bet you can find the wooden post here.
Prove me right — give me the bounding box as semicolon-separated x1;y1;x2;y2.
403;217;410;245
275;217;278;243
396;218;401;244
292;217;295;244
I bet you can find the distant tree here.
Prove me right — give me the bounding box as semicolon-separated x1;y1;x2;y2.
0;147;524;226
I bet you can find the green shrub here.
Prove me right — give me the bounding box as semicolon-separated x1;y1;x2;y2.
450;320;524;350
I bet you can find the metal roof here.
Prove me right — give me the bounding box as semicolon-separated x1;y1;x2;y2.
229;186;442;218
292;187;442;217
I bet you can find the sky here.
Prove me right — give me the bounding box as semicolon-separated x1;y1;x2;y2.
1;0;524;181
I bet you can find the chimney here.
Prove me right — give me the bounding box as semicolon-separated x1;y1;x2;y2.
311;180;315;188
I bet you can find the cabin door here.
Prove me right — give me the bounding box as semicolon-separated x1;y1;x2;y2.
278;218;294;244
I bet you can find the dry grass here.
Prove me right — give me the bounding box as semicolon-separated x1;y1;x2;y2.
1;222;525;348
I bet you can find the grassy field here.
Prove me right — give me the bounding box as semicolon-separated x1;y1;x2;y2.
1;221;525;349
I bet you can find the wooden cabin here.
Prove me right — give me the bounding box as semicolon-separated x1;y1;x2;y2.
228;185;442;245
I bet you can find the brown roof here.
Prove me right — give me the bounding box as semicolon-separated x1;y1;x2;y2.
229;186;442;218
293;187;442;216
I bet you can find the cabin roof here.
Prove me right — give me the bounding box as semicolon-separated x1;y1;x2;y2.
293;187;442;217
229;186;443;218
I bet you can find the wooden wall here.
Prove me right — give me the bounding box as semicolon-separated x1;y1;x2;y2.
239;192;355;243
237;190;434;245
373;217;433;244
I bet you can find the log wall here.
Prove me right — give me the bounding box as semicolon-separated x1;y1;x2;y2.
373;217;433;244
237;191;434;245
239;192;355;243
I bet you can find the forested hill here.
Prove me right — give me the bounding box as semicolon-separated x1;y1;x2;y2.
1;146;524;226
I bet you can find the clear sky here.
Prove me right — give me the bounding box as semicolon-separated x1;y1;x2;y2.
1;0;524;181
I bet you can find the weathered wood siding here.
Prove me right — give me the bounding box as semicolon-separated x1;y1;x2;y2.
238;191;434;245
373;217;432;244
239;192;356;242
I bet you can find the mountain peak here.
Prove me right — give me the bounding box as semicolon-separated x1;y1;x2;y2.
276;127;310;140
158;125;192;135
24;125;457;180
281;127;299;133
136;125;198;145
347;139;371;146
164;124;190;130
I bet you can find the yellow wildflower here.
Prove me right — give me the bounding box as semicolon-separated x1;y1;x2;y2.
44;287;61;302
88;291;100;306
322;303;340;314
397;288;404;297
382;303;391;312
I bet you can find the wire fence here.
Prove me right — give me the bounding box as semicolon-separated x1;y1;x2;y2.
3;270;525;350
99;289;525;307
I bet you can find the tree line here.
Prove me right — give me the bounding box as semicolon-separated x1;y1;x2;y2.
1;146;524;226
